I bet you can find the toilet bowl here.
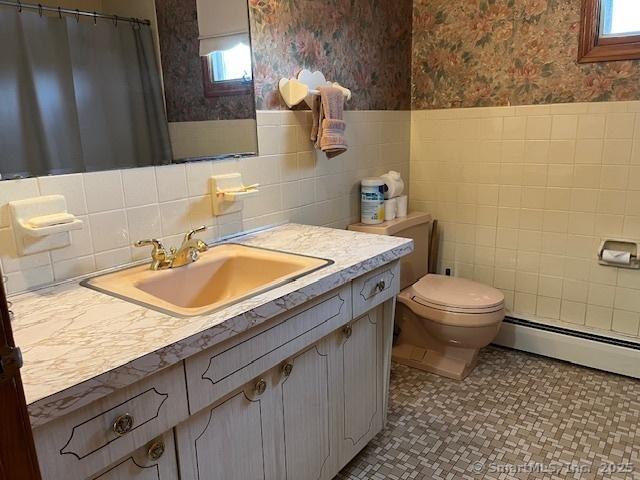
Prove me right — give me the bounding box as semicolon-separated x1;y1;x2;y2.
395;274;504;380
348;212;505;380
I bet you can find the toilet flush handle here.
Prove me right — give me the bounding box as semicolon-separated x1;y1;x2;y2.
376;279;386;292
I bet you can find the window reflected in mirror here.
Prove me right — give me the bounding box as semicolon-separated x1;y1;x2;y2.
210;43;253;82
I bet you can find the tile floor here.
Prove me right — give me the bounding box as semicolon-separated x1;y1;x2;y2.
337;346;639;480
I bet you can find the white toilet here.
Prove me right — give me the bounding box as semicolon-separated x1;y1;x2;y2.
349;212;505;380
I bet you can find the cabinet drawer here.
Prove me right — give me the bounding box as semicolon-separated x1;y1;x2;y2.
185;285;351;414
90;430;178;480
34;363;188;480
352;261;400;317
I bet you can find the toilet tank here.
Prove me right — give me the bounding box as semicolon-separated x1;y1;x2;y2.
348;212;432;289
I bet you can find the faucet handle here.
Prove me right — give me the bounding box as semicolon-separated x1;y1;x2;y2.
134;239;165;251
185;226;207;241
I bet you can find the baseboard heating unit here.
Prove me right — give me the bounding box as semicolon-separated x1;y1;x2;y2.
493;317;640;379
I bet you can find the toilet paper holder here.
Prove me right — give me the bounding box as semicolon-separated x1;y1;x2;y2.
597;239;640;269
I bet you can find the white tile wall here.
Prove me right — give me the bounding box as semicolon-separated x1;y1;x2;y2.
410;101;640;340
0;110;410;295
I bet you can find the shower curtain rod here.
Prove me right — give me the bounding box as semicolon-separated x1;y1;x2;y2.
0;0;151;25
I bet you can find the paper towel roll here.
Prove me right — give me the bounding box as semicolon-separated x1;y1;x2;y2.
602;249;631;265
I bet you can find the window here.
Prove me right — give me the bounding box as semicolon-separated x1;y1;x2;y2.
579;0;640;62
202;42;253;97
210;44;252;82
600;0;640;37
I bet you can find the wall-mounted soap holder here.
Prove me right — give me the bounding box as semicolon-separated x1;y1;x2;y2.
210;173;259;215
9;195;83;256
597;239;639;269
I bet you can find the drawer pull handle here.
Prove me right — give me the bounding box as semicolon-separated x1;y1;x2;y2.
282;362;294;378
375;280;386;292
254;379;267;395
343;324;352;338
112;413;134;436
147;439;166;461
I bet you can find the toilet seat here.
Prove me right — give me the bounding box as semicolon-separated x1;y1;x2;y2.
412;274;504;311
398;274;505;327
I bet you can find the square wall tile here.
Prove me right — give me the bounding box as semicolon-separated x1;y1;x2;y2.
575;140;603;164
560;300;586;325
526;116;552;140
53;256;95;282
89;210;130;253
577;115;605;139
156;164;188;202
585;305;613;330
550;115;578;139
122;167;158;207
159;199;191;237
537;297;561;319
38;174;87;215
602;140;632;165
612;309;640;335
127;205;162;244
84;171;124;213
95;247;133;270
605;113;635;139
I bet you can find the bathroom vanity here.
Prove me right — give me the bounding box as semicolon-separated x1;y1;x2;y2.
11;224;412;480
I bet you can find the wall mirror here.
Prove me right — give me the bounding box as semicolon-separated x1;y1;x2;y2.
0;0;257;180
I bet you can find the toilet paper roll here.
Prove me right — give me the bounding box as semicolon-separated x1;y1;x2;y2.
384;198;397;221
380;171;405;199
602;249;631;265
396;195;408;217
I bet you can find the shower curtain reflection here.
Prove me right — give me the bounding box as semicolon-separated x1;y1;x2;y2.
0;7;171;180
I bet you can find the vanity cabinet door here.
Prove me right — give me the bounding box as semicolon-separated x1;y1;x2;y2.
175;372;280;480
272;340;337;480
336;305;384;469
89;431;178;480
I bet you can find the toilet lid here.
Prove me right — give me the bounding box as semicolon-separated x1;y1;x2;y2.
411;274;504;312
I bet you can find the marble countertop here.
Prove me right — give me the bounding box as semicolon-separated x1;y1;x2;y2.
11;224;413;427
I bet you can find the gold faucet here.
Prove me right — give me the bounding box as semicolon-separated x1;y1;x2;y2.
135;226;209;270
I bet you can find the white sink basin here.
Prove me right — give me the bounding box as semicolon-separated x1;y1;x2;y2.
82;244;332;317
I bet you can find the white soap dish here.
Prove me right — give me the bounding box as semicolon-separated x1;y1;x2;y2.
9;195;83;255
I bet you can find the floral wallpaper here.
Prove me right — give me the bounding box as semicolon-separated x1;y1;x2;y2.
156;0;640;117
412;0;640;109
249;0;413;110
155;0;255;122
